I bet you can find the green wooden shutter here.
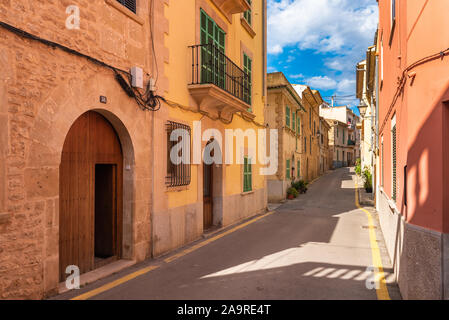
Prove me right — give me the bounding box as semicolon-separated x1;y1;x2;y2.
309;108;311;128
297;160;300;178
292;110;296;132
286;159;291;179
310;136;312;155
243;53;252;108
297;116;301;134
243;0;252;25
200;10;225;88
286;106;290;127
243;157;252;192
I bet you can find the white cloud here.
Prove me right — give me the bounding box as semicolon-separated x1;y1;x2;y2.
286;55;295;63
305;76;337;90
268;0;378;55
337;78;356;94
267;0;378;107
289;73;304;79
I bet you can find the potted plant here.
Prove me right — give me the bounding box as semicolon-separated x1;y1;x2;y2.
292;180;308;194
287;187;299;200
355;158;362;176
362;167;373;193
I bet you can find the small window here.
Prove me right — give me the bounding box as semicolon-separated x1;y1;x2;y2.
309;108;312;128
292;110;296;132
286;106;290;127
243;157;252;192
389;0;396;44
304;137;307;153
116;0;136;14
286;159;291;179
243;0;252;25
297;160;300;178
243;53;252;108
166;121;191;187
310;136;312;155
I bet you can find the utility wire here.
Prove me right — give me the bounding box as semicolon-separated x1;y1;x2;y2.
379;47;449;133
0;20;164;112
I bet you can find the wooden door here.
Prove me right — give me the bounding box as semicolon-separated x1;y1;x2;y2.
59;111;123;282
203;163;213;230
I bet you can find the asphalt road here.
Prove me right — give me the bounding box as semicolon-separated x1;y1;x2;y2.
57;167;401;300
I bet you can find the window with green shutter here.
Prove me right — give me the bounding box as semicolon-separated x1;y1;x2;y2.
243;0;252;25
286;159;291;179
297;116;301;135
292;110;296;132
243;157;252;192
304;137;307;153
243;53;252;109
310;136;312;155
309;108;312;128
286;106;290;127
200;10;226;88
297;160;300;178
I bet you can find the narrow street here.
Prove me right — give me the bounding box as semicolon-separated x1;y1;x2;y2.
57;168;401;300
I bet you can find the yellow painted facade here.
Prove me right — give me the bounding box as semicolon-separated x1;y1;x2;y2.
151;0;268;256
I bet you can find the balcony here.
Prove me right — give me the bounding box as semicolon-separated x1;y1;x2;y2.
348;139;356;146
211;0;251;17
188;43;254;121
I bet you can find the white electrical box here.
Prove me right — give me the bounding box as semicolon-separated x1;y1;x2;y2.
131;66;143;89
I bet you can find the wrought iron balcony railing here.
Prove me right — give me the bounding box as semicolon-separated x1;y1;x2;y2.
189;43;251;105
348;139;356;146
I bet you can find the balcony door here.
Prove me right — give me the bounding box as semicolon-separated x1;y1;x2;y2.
200;9;225;89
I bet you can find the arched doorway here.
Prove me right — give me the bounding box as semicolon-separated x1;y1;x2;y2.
59;111;123;282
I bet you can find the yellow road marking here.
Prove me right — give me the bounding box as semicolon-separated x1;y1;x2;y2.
71;265;160;300
71;211;275;300
355;180;391;300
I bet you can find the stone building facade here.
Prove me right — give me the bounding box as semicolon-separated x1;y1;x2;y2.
320;105;360;167
0;0;268;299
293;85;322;182
0;0;165;299
266;72;306;202
319;117;331;174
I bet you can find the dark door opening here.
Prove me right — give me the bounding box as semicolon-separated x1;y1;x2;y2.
60;111;123;281
203;163;213;230
95;164;117;262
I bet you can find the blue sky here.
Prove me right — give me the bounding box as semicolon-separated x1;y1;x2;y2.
267;0;379;114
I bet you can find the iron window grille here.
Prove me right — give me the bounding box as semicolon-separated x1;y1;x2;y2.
189;43;252;105
166;121;191;187
116;0;136;14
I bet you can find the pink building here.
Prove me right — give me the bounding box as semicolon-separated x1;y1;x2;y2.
377;0;449;299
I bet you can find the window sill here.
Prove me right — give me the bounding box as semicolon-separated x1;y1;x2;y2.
165;185;190;192
241;190;254;196
105;0;144;25
240;17;256;38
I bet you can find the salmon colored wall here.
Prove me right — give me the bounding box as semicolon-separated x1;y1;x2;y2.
378;0;449;232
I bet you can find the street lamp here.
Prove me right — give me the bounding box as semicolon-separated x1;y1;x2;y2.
358;103;368;117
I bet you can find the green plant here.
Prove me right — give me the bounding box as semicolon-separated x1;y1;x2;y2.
287;187;299;199
292;180;308;194
362;167;373;192
355;158;362;176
